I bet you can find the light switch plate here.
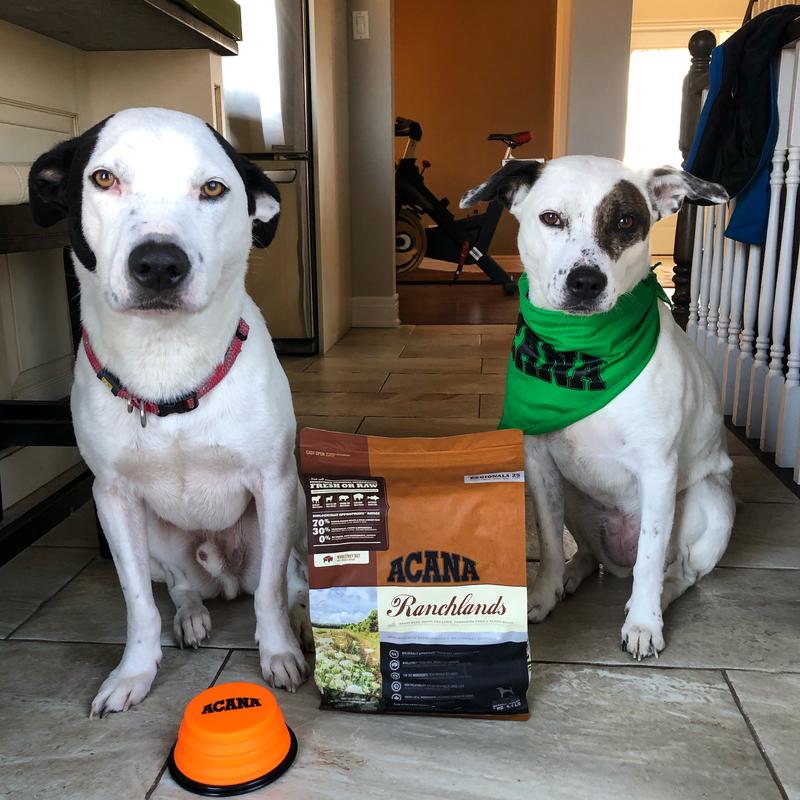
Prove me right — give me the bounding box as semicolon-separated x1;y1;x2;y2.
352;10;370;40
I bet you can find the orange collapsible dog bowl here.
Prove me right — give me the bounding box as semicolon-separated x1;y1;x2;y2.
168;681;297;796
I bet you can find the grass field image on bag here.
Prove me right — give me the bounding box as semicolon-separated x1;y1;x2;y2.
300;428;530;719
311;589;381;707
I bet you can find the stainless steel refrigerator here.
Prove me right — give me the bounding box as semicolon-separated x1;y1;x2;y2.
223;0;317;355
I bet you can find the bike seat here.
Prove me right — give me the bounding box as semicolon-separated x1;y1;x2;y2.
487;131;532;148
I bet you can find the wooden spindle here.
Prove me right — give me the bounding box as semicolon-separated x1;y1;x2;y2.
713;204;736;387
673;30;715;328
777;142;800;468
746;47;795;439
696;207;715;351
722;241;748;414
733;244;763;426
706;204;727;365
685;207;706;342
777;267;800;467
762;43;800;452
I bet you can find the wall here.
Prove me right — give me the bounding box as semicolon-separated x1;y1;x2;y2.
394;0;557;255
84;51;222;126
348;0;397;325
309;0;353;349
565;0;633;159
632;0;744;26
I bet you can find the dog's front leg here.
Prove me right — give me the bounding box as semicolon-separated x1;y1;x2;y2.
621;464;677;660
252;467;308;692
524;436;566;622
90;483;162;717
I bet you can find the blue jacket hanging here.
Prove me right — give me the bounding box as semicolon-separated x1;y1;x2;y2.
684;5;800;245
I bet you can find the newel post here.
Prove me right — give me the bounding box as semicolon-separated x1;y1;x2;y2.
672;29;716;329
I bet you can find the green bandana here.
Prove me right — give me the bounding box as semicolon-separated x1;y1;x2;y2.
499;271;671;435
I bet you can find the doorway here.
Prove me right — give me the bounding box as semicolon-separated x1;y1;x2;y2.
392;0;557;324
624;23;736;282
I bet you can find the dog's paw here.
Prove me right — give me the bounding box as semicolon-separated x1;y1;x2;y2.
620;618;665;661
289;601;314;653
90;662;159;718
173;603;212;649
562;572;582;596
259;646;309;693
562;554;596;596
527;578;563;623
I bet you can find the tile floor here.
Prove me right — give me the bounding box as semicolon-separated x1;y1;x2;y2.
1;324;798;800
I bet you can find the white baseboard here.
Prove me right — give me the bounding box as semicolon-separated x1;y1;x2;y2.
351;294;400;328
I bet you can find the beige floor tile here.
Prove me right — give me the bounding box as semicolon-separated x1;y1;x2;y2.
12;557;263;649
726;429;753;456
727;670;800;799
288;370;388;393
732;456;799;504
400;340;511;358
529;565;800;672
324;340;408;358
403;332;482;346
33;502;99;549
279;356;317;373
292;392;479;419
721;502;800;569
480;332;515;346
296;416;363;434
358;416;500;437
0;640;225;800
307;356;482;374
482;357;507;374
382;372;505;394
480;393;505;418
338;325;415;338
150;652;781;800
0;547;95;637
411;324;516;336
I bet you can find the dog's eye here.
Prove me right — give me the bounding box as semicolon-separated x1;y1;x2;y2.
539;211;564;228
201;180;228;199
617;214;635;231
90;169;117;190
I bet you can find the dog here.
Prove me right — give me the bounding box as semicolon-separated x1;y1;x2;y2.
28;107;311;715
461;156;735;659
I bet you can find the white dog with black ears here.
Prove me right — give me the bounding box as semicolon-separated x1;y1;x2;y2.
461;156;734;659
28;107;311;716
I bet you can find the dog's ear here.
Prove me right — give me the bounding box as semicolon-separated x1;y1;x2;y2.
206;125;280;248
28;137;80;226
28;117;112;271
460;159;543;212
645;166;728;220
238;155;281;249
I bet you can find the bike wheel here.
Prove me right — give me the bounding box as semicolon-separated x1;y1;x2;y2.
395;208;427;274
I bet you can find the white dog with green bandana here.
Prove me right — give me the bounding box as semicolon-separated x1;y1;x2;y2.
462;156;734;659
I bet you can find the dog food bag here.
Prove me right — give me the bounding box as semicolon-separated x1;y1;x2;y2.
300;427;530;719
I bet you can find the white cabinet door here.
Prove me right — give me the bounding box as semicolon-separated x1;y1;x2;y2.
0;100;82;511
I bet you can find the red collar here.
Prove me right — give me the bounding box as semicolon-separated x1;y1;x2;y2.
81;318;249;427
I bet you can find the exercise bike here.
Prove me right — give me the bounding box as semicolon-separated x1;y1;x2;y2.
394;116;533;295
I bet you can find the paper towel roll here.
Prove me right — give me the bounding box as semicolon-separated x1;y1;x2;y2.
0;163;31;205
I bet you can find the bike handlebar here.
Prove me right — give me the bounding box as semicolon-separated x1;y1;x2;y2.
395;117;422;142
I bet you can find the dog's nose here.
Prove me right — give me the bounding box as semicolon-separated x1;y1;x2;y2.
128;242;190;293
566;266;607;302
